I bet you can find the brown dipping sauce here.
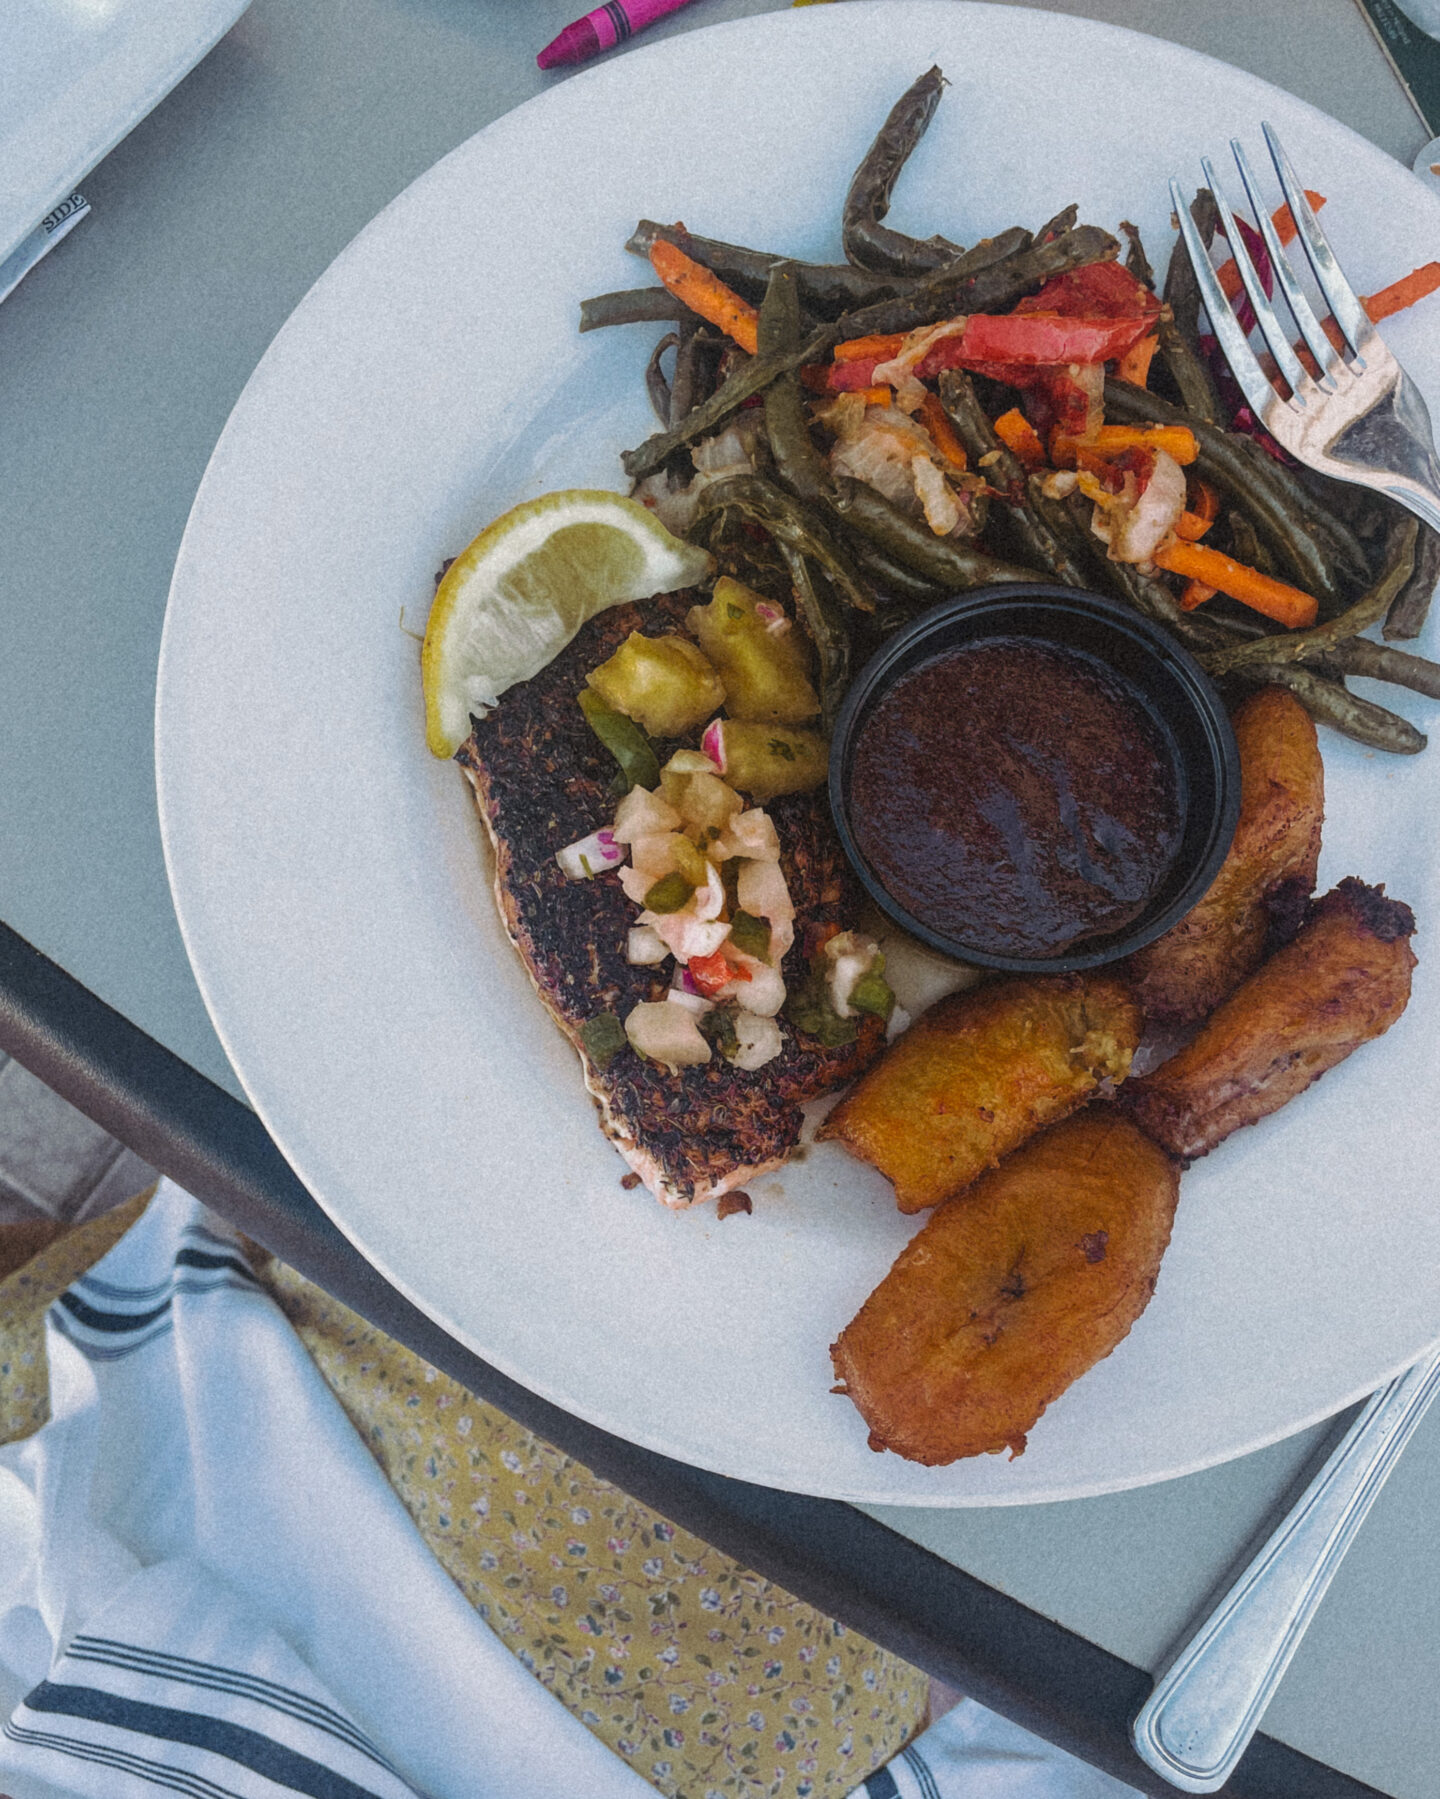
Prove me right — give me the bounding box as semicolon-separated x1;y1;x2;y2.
849;636;1184;958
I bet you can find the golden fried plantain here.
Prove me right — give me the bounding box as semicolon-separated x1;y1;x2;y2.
1124;686;1323;1024
831;1110;1180;1465
1126;878;1416;1160
818;972;1141;1213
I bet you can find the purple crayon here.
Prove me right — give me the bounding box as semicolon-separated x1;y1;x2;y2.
537;0;702;69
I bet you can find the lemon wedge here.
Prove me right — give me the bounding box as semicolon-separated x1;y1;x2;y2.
421;490;713;757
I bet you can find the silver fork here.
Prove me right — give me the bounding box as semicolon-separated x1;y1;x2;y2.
1172;123;1440;534
1124;135;1440;1792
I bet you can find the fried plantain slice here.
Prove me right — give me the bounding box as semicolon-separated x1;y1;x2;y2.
818;972;1141;1212
1125;877;1416;1160
831;1110;1179;1465
1124;686;1323;1024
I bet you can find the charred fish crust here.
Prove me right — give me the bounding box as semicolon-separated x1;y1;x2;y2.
456;593;882;1207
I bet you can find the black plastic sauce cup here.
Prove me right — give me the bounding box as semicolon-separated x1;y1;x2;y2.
828;585;1242;974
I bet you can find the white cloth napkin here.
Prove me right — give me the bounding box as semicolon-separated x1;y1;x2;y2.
0;1179;654;1799
0;1178;1142;1799
847;1696;1141;1798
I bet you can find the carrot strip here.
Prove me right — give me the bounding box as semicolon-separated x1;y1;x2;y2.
834;332;907;363
918;393;969;470
1364;262;1440;322
857;386;895;407
1153;539;1318;628
1178;578;1219;611
1052;425;1198;467
993;407;1047;469
648;239;758;355
1215;191;1326;301
1272;267;1440;383
1173;509;1215;542
1115;332;1159;388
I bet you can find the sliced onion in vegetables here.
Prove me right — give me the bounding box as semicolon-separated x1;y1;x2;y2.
555;827;627;880
1108;448;1187;564
910;453;962;536
626;925;670;965
624;1000;711;1068
729;1010;783;1071
886;1004;912;1041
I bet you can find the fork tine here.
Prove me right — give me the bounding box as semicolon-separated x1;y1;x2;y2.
1169;179;1275;420
1229;138;1341;389
1200;154;1313;402
1262;122;1375;360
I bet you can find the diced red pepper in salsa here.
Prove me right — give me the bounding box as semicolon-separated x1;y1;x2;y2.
687;949;749;998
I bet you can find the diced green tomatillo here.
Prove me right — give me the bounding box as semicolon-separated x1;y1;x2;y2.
577;688;660;792
849;968;896;1021
699;1005;741;1059
713;721;829;802
644;872;695;913
687;577;821;725
728;909;773;961
587;631;726;739
784;963;858;1048
579;1012;629;1068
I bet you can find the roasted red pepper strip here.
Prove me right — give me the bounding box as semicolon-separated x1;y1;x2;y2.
919;310;1155;372
825;260;1159;393
825;357;886;391
1014;260;1160;321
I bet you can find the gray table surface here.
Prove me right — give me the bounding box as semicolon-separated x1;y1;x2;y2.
3;1;1437;1793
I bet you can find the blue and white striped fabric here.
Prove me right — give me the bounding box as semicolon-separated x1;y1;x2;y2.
5;1559;419;1799
848;1697;1141;1798
0;1179;654;1799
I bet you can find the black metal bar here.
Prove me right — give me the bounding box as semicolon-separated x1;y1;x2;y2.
0;921;1384;1798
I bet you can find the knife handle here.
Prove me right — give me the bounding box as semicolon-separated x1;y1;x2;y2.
1131;1341;1440;1794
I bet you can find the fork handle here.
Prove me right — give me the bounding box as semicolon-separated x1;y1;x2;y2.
1381;479;1440;539
1130;1342;1440;1793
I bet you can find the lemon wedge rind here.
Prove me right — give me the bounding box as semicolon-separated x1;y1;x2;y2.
422;490;714;759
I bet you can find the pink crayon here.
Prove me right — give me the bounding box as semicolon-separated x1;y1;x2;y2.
537;0;701;69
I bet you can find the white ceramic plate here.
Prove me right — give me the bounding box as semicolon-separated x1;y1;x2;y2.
157;2;1440;1504
1;0;252;268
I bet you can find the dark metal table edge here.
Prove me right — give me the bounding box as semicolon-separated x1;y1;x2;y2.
0;922;1385;1799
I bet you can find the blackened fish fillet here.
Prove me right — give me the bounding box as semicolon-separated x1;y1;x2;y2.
456;592;883;1208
